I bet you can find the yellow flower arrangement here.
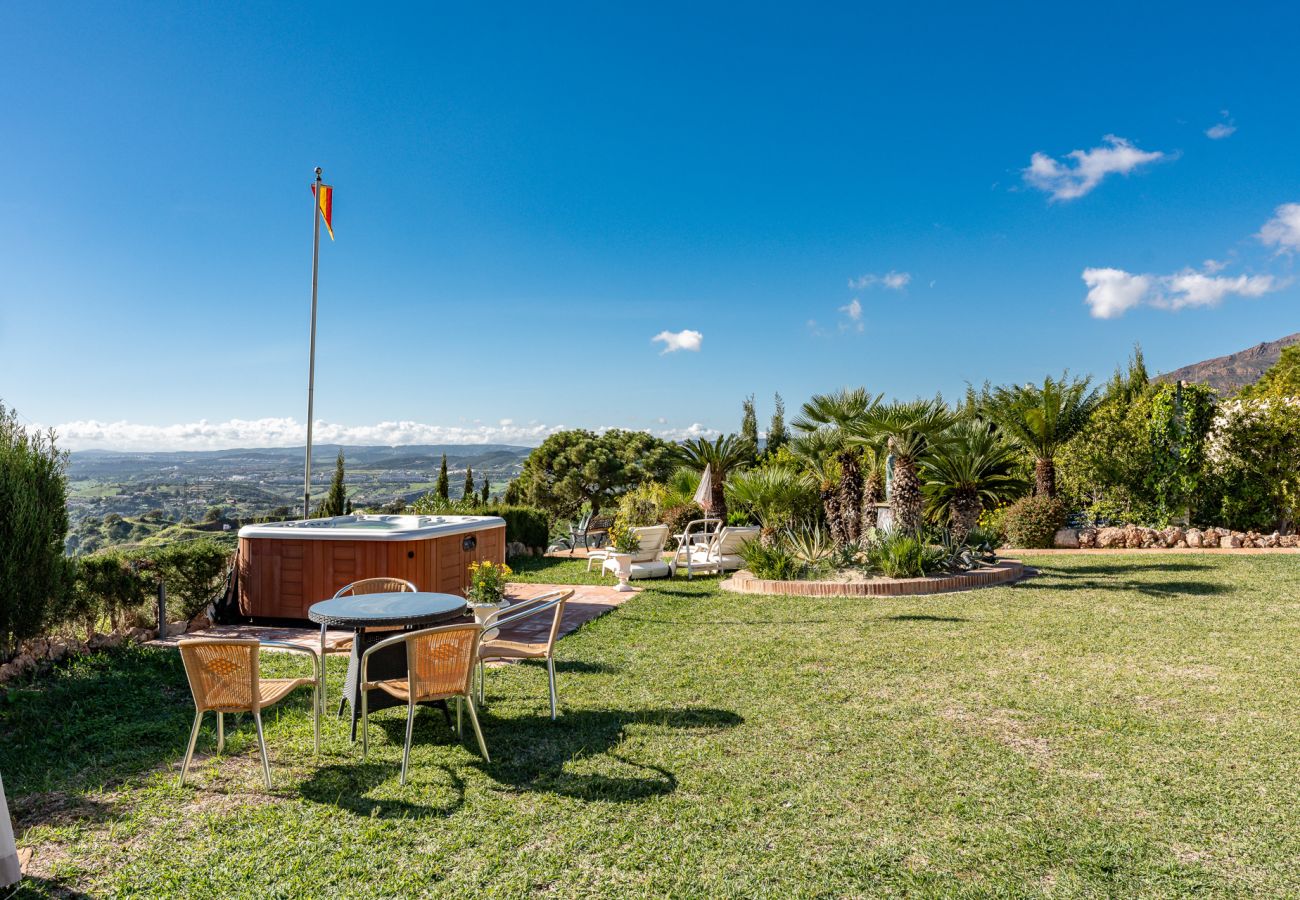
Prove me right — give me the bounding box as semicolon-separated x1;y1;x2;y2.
467;559;512;605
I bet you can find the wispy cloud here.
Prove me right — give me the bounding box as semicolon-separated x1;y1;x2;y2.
1082;264;1279;319
1206;110;1237;140
651;329;703;354
848;270;910;290
1259;202;1300;253
838;298;864;332
1024;135;1166;201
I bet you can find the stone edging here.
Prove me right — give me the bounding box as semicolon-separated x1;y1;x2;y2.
720;560;1026;598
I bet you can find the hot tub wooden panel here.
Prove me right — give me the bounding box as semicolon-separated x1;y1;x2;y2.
237;524;506;620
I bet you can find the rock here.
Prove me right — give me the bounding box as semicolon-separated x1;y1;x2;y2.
1185;528;1203;548
1078;527;1098;549
127;626;154;643
1202;529;1221;548
1164;526;1186;548
1224;533;1242;549
1263;532;1280;548
506;541;528;559
1281;534;1299;548
1122;526;1146;549
187;611;212;632
87;632;124;651
1097;527;1127;549
1053;528;1080;549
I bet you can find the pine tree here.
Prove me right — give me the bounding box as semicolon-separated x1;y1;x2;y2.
741;394;759;459
463;465;475;500
318;449;348;518
436;453;449;501
766;392;789;457
480;476;491;505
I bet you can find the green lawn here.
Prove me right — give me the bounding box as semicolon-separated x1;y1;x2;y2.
5;553;1300;897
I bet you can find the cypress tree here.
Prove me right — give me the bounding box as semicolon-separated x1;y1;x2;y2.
463;465;475;500
741;394;759;459
319;449;348;517
480;476;490;505
436;453;449;501
766;392;789;456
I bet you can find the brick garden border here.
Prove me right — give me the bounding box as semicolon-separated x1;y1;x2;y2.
721;559;1026;598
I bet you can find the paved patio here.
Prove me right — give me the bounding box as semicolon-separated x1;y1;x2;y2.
148;582;637;655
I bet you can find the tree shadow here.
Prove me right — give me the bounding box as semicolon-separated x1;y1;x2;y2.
298;757;466;820
1040;561;1215;576
12;875;96;899
1016;578;1229;597
550;659;620;675
618;614;834;627
883;614;970;623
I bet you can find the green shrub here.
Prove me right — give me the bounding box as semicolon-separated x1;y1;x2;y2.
738;540;805;580
614;482;668;530
73;552;151;632
0;405;72;656
151;539;232;620
866;531;946;578
662;502;705;549
411;495;549;550
1002;495;1067;549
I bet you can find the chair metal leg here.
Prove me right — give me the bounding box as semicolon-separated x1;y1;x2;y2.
361;688;369;760
252;710;272;789
547;656;558;720
400;700;416;786
463;694;490;762
179;710;203;786
456;696;462;734
478;659;486;704
216;711;224;754
312;684;320;754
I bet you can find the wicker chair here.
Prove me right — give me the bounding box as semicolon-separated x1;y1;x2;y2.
477;589;573;720
177;639;320;789
360;623;488;784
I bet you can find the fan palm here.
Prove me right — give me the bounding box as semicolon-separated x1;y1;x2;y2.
977;374;1100;498
850;398;954;533
675;434;755;522
725;465;817;544
921;420;1027;543
789;429;844;545
793;387;882;543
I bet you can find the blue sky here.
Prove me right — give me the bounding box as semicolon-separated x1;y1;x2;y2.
2;2;1297;450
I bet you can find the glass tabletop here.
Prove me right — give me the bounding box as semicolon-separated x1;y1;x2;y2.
307;592;468;627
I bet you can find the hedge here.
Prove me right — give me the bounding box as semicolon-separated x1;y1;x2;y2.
410;495;549;551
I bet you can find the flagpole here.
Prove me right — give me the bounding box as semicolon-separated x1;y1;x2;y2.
304;166;322;518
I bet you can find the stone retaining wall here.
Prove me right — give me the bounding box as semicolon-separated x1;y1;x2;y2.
1054;525;1299;550
721;560;1026;598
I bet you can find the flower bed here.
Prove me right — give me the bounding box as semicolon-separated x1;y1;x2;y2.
721;559;1026;597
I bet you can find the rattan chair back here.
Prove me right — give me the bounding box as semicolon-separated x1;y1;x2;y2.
334;577;418;598
405;624;480;702
179;639;261;712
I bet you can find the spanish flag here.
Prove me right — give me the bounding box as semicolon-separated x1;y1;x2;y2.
312;183;334;240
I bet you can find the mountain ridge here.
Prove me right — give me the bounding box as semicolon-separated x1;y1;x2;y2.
1156;332;1300;394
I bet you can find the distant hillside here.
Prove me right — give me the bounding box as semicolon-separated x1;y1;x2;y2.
1157;333;1300;395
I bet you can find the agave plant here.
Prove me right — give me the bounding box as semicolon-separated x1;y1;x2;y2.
675;434;756;522
793;388;882;544
850;398;955;534
724;465;816;544
785;523;835;566
921;420;1027;543
976;374;1099;498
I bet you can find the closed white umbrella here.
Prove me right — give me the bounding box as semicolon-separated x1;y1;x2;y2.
0;772;18;888
692;464;713;513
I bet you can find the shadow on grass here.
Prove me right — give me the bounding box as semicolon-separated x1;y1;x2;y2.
300;704;741;815
883;614;970;623
13;875;96;899
1037;561;1215;576
1017;577;1229;597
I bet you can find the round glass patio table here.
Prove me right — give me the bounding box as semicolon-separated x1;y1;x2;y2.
308;592;469;740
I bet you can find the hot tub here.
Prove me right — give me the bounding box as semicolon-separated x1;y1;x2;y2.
237;514;506;620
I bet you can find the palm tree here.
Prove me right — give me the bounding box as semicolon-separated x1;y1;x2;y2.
793;387;882;543
851;398;954;533
978;374;1100;498
725;465;816;544
676;434;755;522
789;429;844;545
921;420;1026;542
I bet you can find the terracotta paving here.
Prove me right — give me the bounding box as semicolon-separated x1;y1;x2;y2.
148;582;637;655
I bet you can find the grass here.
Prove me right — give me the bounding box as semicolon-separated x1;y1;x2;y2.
5;553;1300;897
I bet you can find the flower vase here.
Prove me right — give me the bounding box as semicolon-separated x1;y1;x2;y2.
610;552;636;592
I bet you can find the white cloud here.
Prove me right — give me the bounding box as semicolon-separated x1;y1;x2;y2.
837;297;864;331
1082;268;1153;319
1202;258;1227;273
42;416;730;451
1024;135;1166;201
1082;264;1280;319
498;418;513;426
1206;110;1236;140
1259;202;1300;252
652;328;703;354
848;270;911;290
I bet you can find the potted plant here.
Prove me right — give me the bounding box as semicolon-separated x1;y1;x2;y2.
606;524;642;593
466;560;512;623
